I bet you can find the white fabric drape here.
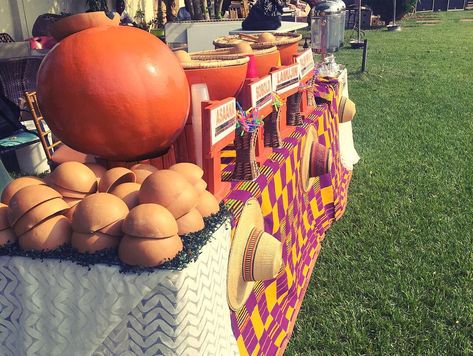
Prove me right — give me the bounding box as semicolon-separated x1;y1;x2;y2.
0;220;238;356
338;68;360;170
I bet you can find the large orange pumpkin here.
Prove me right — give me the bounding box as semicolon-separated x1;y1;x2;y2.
37;22;190;161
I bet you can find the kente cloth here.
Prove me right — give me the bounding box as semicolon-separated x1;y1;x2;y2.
223;80;352;355
0;221;238;356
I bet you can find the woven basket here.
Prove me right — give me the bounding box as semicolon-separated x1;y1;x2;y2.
286;92;303;126
232;127;260;181
190;46;278;60
213;33;302;49
264;109;282;148
180;56;249;69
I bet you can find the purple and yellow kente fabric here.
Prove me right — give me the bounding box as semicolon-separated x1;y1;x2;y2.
223;79;352;355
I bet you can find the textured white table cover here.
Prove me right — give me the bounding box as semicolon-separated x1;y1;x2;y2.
0;220;238;356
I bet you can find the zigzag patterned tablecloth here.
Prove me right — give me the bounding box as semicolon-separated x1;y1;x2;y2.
0;221;238;356
223;78;352;355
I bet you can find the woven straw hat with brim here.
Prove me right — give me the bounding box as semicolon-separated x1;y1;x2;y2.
214;32;302;49
190;46;278;61
338;96;356;123
227;198;283;311
300;126;333;192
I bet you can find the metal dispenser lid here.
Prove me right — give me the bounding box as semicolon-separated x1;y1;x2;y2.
311;0;345;16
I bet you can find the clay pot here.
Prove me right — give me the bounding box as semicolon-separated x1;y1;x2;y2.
1;176;45;205
12;198;69;236
72;193;129;234
71;231;121;253
19;215;71;251
47;161;97;193
0;228;16;247
139;170;198;218
182;59;249;101
7;185;62;226
50;11;121;42
176;208;204;235
38;23;190;161
99;167;136;193
122;203;178;239
118;234;183;267
196;191;220;217
110;182;141;209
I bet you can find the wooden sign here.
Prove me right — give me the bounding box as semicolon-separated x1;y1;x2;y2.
209;98;237;145
295;49;315;79
250;75;273;110
271;64;300;95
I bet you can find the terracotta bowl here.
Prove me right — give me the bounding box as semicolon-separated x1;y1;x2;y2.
51;11;120;42
278;42;300;66
182;59;249;101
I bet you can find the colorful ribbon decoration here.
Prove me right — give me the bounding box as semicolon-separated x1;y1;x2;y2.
236;101;263;135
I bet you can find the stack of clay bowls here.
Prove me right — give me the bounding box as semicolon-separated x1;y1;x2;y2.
140;166;205;235
99;167;139;209
130;163;157;184
6;184;71;251
0;160;221;267
0;203;15;247
119;204;183;267
46;162;98;219
71;193;129;253
169;163;219;218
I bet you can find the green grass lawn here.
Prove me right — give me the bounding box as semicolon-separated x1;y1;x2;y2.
286;11;473;355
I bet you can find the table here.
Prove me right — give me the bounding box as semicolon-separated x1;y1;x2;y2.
0;71;358;356
229;21;308;35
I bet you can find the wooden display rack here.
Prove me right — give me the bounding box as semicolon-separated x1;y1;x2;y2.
237;75;273;164
269;63;301;146
201;98;237;200
293;49;316;119
106;49;316;199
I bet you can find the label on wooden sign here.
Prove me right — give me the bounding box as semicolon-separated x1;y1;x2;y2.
295;49;315;79
250;75;273;110
271;64;300;94
210;98;237;145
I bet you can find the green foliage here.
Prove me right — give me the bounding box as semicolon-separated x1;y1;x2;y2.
287;11;473;355
365;0;417;22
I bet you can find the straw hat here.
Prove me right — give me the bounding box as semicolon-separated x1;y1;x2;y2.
338;96;356;123
227;198;283;311
301;127;333;192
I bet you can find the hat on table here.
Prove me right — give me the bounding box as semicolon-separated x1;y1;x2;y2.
227;198;283;311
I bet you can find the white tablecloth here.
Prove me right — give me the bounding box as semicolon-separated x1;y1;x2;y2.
0;220;238;356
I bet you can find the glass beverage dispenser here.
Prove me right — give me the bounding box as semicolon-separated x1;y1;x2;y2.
310;0;346;75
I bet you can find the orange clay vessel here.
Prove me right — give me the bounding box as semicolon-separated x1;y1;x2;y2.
37;12;190;161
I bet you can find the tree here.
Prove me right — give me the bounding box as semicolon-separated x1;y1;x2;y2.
365;0;416;22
